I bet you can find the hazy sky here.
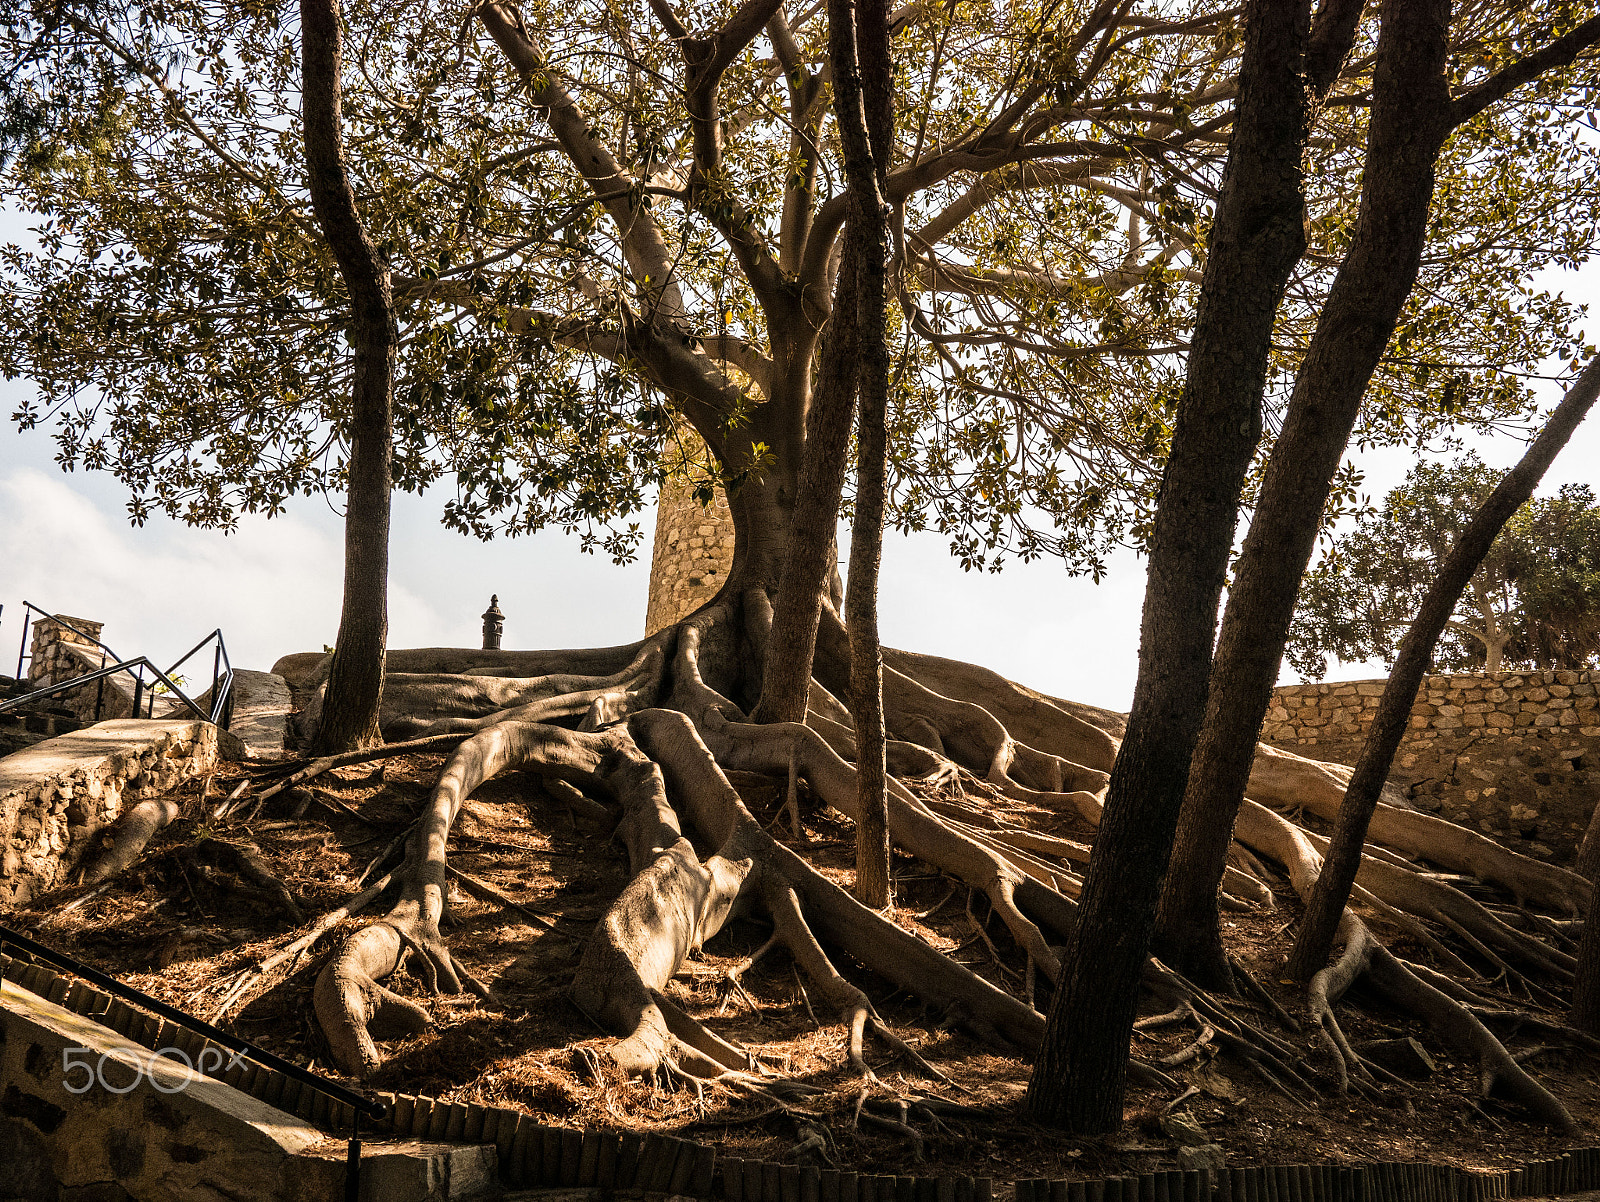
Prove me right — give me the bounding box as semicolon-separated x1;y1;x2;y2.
2;247;1594;710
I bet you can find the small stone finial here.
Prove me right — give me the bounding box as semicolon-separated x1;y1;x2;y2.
481;595;505;650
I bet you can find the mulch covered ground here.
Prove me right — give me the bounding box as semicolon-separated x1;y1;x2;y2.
7;750;1596;1183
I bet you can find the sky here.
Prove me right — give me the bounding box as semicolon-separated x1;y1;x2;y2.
2;250;1596;710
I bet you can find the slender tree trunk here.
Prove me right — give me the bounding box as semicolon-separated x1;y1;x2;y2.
1469;579;1510;673
1025;0;1311;1133
753;0;891;730
1575;783;1600;1032
1153;0;1453;988
838;0;894;908
1288;357;1600;981
302;0;396;755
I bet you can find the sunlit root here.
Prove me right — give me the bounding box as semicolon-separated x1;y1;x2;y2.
1235;802;1575;1128
78;797;180;886
277;600;1580;1126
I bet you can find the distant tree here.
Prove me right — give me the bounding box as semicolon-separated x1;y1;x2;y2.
1503;483;1600;669
1286;455;1600;678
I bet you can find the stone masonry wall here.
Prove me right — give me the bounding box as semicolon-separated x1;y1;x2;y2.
0;719;223;906
645;473;737;635
23;615;144;722
1264;670;1599;860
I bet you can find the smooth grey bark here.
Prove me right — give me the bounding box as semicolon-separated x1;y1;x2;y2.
1287;356;1600;980
1026;0;1312;1134
302;0;396;754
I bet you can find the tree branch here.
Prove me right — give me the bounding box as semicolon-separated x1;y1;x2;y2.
1449;15;1600;130
476;3;689;320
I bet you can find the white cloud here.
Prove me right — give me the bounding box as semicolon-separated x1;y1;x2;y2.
0;467;443;672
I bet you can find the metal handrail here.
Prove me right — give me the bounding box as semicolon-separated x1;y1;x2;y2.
3;604;234;727
0;922;386;1120
0;656;214;723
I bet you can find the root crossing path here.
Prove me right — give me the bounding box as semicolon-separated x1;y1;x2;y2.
288;601;1588;1129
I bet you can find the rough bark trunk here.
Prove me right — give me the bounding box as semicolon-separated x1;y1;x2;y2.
1577;795;1600;886
1025;0;1311;1133
751;240;861;723
840;0;893;908
301;0;396;755
1288;356;1600;981
1153;0;1453;987
1575;834;1600;1030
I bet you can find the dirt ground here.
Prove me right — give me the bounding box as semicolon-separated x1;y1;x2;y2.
8;750;1597;1184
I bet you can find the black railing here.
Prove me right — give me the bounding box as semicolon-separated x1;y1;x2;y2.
0;922;381;1199
2;601;233;727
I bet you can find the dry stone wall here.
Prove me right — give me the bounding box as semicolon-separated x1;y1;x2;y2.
24;615;142;722
0;719;224;906
1264;670;1598;859
645;474;736;634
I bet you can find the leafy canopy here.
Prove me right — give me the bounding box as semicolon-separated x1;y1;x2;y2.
2;0;1597;572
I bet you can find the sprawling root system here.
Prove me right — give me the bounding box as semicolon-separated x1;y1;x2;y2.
19;596;1594;1166
278;598;1589;1133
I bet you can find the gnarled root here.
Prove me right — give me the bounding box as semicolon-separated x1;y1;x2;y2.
314;920;431;1077
1237;801;1576;1129
286;602;1579;1124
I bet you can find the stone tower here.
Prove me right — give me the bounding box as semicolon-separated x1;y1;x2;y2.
644;436;738;634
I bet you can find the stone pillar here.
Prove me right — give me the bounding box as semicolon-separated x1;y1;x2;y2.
645;436;738;635
27;615;107;686
481;595;504;650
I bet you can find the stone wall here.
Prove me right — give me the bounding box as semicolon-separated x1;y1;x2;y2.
0;719;225;906
645;469;736;635
23;614;144;722
1263;670;1599;860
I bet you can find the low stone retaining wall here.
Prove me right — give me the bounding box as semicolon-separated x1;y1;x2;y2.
0;969;497;1200
0;719;230;906
1263;672;1598;860
1265;670;1600;743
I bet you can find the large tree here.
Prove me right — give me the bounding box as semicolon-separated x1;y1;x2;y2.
300;0;397;753
1286;456;1600;679
2;0;1598;1134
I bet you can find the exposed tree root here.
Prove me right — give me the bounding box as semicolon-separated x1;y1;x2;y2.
286;599;1582;1129
1233;799;1576;1129
78;797;181;886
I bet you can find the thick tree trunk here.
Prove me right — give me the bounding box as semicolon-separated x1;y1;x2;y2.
302;0;397;755
751;241;861;723
1025;0;1311;1134
1577;796;1600;886
841;0;894;908
1153;0;1453;987
1288;356;1600;981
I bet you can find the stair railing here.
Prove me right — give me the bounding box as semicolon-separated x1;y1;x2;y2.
3;602;233;727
